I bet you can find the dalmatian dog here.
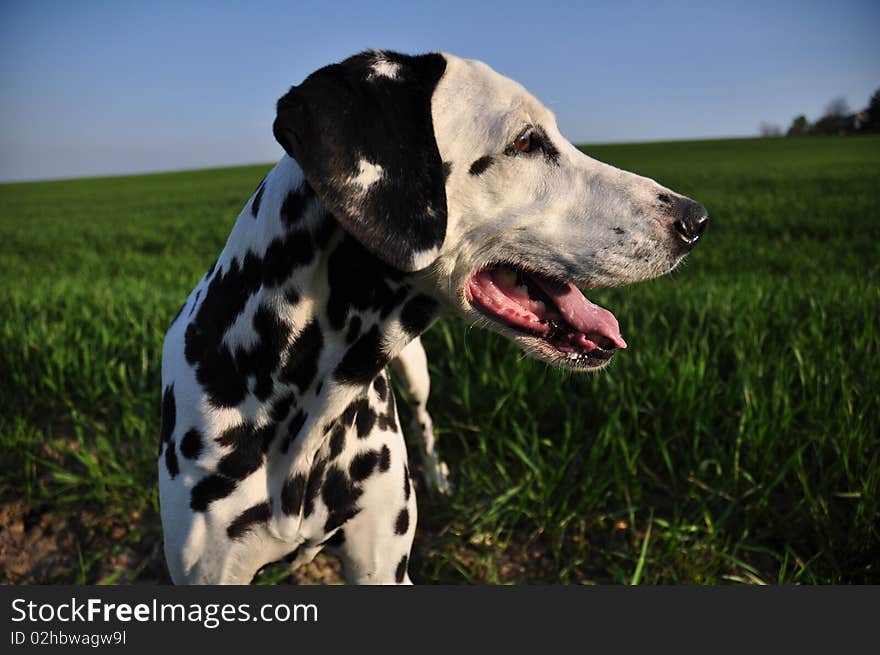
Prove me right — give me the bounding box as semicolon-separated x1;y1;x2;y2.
158;50;707;585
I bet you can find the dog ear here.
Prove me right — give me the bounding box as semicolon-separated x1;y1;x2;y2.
273;51;448;272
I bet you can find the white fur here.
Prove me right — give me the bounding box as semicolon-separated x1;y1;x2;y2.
408;245;440;272
368;59;401;80
350;158;384;189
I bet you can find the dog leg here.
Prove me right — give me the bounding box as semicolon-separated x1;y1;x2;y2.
326;431;418;584
391;337;451;496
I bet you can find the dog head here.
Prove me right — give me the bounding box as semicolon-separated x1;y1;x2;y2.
274;50;708;371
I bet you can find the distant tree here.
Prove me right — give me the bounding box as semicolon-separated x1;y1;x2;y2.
784;88;879;137
759;122;782;137
825;96;850;116
812;96;855;135
786;114;810;136
824;97;850;118
861;88;880;133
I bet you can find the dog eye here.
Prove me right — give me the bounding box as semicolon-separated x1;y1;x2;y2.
513;129;536;153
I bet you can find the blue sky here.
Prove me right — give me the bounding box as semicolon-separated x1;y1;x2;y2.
1;0;878;181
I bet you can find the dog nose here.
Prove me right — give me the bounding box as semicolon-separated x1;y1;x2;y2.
671;197;708;248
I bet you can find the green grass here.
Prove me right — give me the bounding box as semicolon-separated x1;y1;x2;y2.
1;136;878;584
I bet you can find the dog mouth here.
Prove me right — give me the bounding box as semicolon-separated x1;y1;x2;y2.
465;264;627;369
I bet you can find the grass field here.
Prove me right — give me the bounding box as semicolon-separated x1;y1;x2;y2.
1;136;878;584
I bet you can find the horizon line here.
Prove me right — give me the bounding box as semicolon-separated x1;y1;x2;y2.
0;132;852;185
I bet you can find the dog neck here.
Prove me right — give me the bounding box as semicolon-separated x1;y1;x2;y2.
182;156;438;467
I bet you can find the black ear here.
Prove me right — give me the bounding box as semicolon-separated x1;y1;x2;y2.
273;51;448;272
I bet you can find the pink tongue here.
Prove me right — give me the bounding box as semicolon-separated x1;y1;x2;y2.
467;268;627;350
468;269;551;335
530;276;627;349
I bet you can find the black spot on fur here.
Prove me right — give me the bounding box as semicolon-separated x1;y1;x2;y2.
322;465;363;532
613;227;626;235
270;393;295;423
281;410;307;454
262;230;314;288
334;325;389;385
227;502;271;538
349;450;379;482
395;555;408;583
329;424;346;460
303;459;326;518
377;383;398;432
341;398;364;426
394;508;410;535
442;161;452;181
235;304;293;402
380;285;410;320
379;444;391;472
313;210;337;249
404;465;411;500
251;180;266;218
215;421;274;480
345;315;362;344
325;235;403;331
180;428;203;460
280;181;314;227
355;403;376;438
315;380;323;395
289;410;307;439
190;474;237;511
469;155;494;176
322;529;345;548
373;375;387;400
184;253;263;407
164;438;179;478
280;319;323;392
159;385;176;455
400;294;437;337
281;473;307;515
285;287;301;305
